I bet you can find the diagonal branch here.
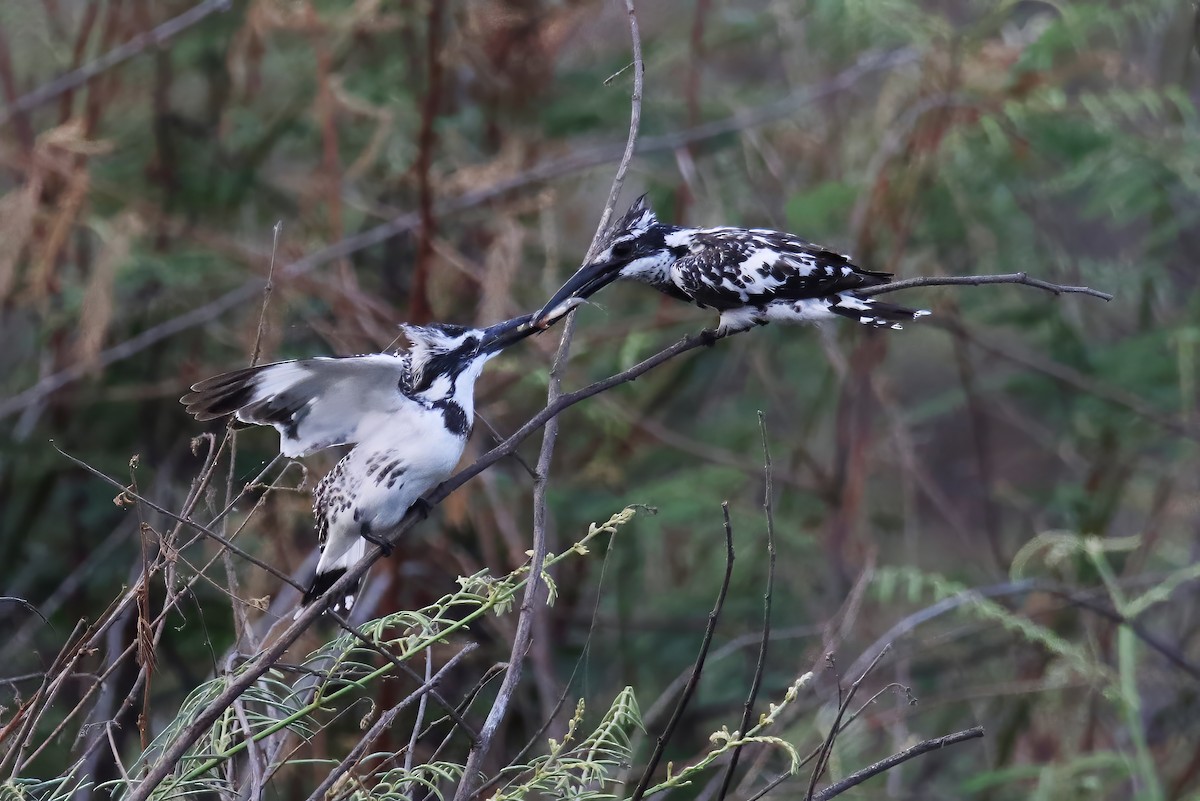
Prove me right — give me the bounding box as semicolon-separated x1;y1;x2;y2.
301;643;478;801
806;646;892;800
811;726;985;801
329;614;480;742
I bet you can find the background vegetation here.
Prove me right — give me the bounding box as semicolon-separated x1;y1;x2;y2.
1;0;1198;798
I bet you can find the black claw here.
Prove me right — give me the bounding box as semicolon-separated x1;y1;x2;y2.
700;328;721;347
360;520;394;556
410;497;432;521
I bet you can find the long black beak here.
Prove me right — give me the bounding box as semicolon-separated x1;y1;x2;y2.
534;258;623;326
477;312;538;356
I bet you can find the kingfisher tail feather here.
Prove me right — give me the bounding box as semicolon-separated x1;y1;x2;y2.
829;294;931;329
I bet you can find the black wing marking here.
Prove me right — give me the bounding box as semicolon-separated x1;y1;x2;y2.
675;229;891;309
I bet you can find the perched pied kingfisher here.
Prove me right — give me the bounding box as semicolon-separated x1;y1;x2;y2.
181;307;572;614
536;195;929;335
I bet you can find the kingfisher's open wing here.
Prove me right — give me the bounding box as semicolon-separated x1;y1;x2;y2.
677;228;891;310
182;354;412;457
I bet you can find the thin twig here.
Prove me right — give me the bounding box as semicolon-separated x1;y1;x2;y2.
50;444;305;591
421;662;510;772
629;502;736;801
860;271;1113;302
250;222;282;369
715;413;777;801
475;413;538;480
806;646;892;800
329;613;479;743
301;644;478;801
404;649;433;774
104;723;130;785
811;726;985;801
0;597;47;624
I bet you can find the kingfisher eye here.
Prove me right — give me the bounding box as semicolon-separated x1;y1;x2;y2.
611;241;634;258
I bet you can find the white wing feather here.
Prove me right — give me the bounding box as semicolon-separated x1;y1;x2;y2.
182;354;415;457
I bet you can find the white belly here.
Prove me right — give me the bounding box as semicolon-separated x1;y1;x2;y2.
350;410;466;528
315;405;468;569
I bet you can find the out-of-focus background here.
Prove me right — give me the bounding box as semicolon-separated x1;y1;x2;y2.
2;1;1199;798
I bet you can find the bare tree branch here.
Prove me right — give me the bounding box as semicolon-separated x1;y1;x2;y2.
329;613;480;742
0;597;46;624
806;646;893;800
860;272;1113;302
301;643;478;801
715;413;777;801
811;726;985;801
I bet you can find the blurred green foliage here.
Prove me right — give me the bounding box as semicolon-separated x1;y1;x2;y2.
2;0;1199;799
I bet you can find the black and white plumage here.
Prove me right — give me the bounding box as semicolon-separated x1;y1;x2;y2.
182;310;565;615
537;195;929;335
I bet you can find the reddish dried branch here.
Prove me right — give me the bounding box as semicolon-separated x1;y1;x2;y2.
409;1;445;324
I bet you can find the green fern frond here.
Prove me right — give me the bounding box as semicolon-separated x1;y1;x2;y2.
642;673;812;797
342;760;466;801
126;507;647;795
1;776;91;801
1011;530;1140;580
872;566;1111;684
493;687;642;801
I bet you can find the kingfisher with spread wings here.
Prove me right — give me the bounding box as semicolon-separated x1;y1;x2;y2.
182;306;574;614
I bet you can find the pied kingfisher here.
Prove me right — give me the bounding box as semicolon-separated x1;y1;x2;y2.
537;195;929;335
182;309;567;614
